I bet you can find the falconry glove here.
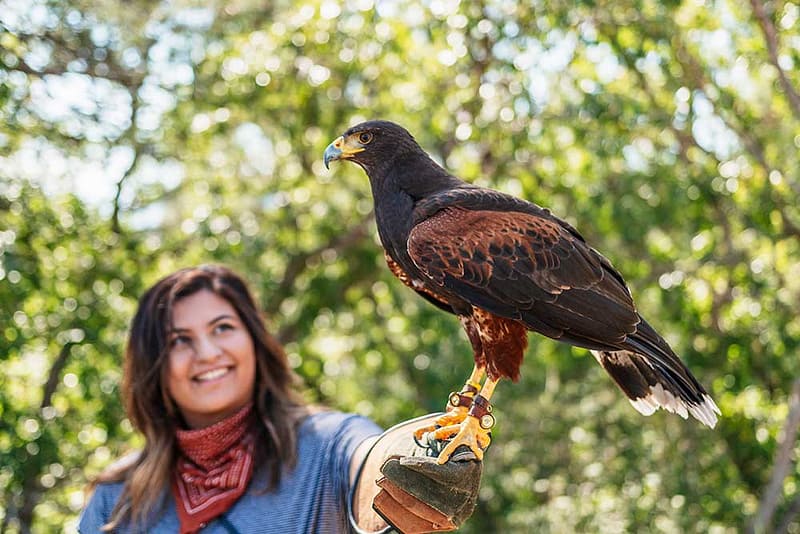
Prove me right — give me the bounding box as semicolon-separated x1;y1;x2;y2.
352;414;484;534
374;446;482;533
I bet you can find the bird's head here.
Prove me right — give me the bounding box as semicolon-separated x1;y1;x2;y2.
323;120;422;174
324;120;463;199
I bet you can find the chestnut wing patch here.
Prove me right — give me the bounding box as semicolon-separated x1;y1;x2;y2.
407;207;640;348
384;251;455;314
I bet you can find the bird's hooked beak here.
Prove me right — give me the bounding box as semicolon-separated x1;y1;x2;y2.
323;135;365;169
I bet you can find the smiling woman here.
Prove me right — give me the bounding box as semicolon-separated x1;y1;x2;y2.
79;264;485;533
166;290;257;429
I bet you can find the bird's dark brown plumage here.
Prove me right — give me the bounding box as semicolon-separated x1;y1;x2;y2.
324;120;719;428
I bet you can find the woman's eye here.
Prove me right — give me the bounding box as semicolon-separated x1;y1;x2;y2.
358;132;373;144
170;335;190;347
214;323;234;334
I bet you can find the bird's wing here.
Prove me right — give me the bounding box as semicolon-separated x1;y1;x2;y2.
384;251;456;314
407;205;639;350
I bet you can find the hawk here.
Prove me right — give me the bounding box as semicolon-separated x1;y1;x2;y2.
324;120;719;463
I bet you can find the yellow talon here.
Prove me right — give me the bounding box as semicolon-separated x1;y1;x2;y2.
412;406;469;440
435;415;492;464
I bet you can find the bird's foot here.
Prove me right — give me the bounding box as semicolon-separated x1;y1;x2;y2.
412;386;478;443
424;395;495;464
432;413;493;464
412;407;468;443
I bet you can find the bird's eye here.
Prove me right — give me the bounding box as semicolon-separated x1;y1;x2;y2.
358;132;373;144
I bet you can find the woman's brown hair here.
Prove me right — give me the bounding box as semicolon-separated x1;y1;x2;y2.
94;265;309;530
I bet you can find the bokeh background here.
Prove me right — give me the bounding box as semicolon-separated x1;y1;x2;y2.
2;0;799;532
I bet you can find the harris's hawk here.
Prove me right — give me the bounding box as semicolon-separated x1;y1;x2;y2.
324;120;719;464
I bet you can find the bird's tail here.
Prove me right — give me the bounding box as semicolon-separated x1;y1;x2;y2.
591;319;720;428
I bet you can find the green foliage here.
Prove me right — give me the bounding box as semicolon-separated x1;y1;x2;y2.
1;0;799;531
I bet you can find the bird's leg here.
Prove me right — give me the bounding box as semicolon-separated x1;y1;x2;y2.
413;365;485;442
432;376;500;464
443;364;485;421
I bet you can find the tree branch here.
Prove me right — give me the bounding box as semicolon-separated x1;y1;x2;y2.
777;492;800;533
775;202;800;240
639;20;800;242
108;30;160;234
40;342;74;409
748;378;800;533
12;28;148;89
598;20;702;166
110;147;140;234
749;0;800;119
14;342;78;533
266;214;375;319
12;46;145;90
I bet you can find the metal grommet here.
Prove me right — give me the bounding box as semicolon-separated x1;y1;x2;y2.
479;413;495;429
448;392;461;407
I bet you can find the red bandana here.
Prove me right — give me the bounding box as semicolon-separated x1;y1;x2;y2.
172;403;256;534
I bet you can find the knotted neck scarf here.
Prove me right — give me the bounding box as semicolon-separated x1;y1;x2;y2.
172;402;256;533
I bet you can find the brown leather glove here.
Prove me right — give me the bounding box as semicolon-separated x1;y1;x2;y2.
374;446;482;533
371;417;484;534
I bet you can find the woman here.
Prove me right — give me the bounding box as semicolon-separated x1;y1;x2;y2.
80;265;482;533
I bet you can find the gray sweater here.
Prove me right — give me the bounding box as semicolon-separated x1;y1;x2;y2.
79;412;382;533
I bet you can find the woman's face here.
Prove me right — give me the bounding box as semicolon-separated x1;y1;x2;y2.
166;289;256;429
